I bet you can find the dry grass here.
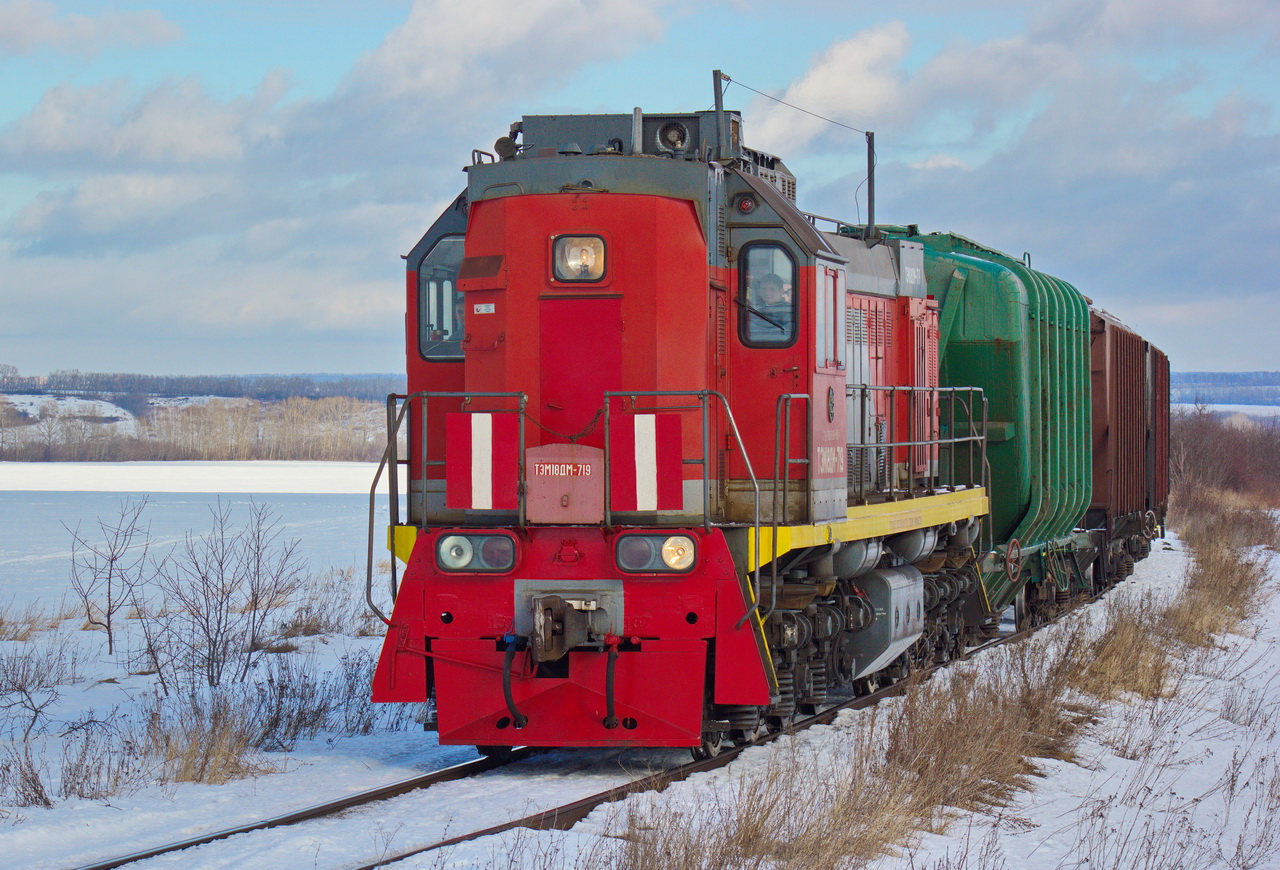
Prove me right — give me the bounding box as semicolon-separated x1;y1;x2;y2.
0;601;60;641
1077;591;1177;702
141;692;277;784
584;489;1277;869
587;624;1093;870
280;565;387;639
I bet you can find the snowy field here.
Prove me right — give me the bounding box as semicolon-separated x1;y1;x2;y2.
1174;402;1280;419
0;461;403;606
1;462;1276;869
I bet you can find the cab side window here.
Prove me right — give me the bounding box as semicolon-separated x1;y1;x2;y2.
739;244;797;347
419;236;465;360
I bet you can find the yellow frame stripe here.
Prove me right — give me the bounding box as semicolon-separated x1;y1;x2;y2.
747;488;990;571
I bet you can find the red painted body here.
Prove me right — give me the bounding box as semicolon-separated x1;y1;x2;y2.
372;526;768;746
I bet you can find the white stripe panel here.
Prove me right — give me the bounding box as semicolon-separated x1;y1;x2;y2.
471;414;493;510
634;414;658;511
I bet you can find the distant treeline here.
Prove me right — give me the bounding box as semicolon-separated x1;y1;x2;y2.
0;397;390;462
0;369;406;404
1170;371;1280;406
1172;371;1280;386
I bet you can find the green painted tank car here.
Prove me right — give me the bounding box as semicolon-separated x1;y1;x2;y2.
861;226;1168;625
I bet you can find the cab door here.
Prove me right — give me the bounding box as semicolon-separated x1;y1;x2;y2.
726;231;807;524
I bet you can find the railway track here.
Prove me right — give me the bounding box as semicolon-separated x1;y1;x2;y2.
69;609;1074;870
68;751;537;870
352;631;1022;869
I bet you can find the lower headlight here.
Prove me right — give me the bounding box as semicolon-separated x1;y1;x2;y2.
615;533;697;573
661;536;695;570
436;533;516;572
438;535;474;570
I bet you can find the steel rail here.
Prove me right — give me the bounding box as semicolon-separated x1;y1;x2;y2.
67;750;536;870
70;589;1100;870
353;604;1090;870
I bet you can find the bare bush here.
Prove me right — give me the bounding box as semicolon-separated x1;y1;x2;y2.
0;742;53;808
281;565;387;639
57;713;150;800
0;635;84;737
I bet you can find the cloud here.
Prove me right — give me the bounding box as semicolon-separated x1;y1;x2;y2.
344;0;667;103
0;0;677;373
909;154;973;171
0;73;293;171
1031;0;1280;49
746;21;909;153
764;8;1280;375
0;0;181;57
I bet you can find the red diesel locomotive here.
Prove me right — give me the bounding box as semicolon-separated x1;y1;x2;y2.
368;94;1164;758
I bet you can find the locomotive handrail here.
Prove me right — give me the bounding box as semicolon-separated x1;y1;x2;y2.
367;390;528;618
766;393;811;624
600;389;764;629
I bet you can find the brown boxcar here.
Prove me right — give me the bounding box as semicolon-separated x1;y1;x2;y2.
1088;308;1169;576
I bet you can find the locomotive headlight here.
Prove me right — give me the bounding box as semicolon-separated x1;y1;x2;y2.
438;535;474;570
553;235;606;282
661;536;695;570
436;533;517;572
615;533;697;573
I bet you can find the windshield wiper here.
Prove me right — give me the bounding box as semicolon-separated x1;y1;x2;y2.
735;297;786;331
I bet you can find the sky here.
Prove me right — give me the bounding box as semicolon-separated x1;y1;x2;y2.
0;0;1276;376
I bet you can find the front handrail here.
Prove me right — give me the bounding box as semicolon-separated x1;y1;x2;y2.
366;391;527;617
765;393;811;624
599;390;763;629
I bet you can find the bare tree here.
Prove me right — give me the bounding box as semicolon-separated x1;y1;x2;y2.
148;500;305;688
34;400;62;461
65;497;151;656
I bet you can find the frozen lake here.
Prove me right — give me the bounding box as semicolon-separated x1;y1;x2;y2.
0;462;400;607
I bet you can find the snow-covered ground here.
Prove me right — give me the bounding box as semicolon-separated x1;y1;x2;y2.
426;536;1280;870
1;463;1275;870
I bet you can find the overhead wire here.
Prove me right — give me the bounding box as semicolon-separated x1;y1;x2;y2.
721;74;868;135
720;72;876;228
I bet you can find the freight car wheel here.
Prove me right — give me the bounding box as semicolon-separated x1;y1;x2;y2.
1014;584;1032;632
1143;510;1159;540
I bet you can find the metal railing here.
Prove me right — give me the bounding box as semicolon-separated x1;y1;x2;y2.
366;391;527;624
366;384;989;628
601;390;763;628
845;385;988;503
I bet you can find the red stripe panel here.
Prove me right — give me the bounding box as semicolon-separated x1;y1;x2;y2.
655;414;683;510
609;415;639;511
444;413;474;509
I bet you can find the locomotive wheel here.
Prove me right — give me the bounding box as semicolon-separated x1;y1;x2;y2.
476;745;514;760
731;720;768;746
765;713;796;734
692;730;724;761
